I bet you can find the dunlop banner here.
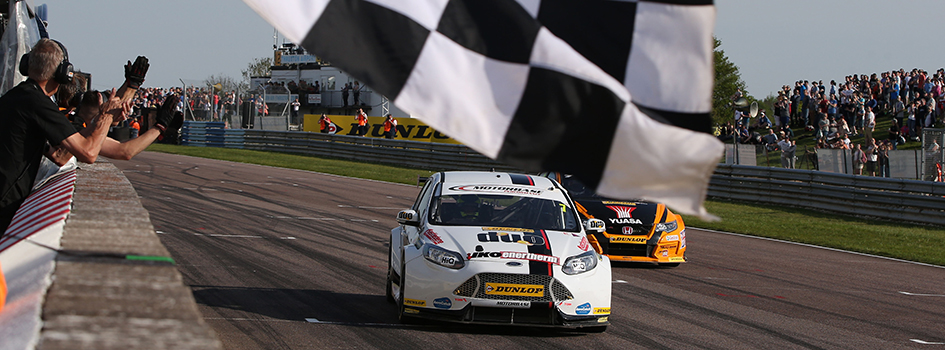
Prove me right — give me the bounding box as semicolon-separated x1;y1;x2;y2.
302;114;459;144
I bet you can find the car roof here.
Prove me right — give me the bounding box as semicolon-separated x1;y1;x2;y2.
439;171;569;201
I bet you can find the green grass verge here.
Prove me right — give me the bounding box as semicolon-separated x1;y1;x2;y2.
146;143;945;266
145;143;434;185
680;200;945;266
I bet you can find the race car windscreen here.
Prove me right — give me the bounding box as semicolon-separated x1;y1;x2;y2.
557;175;600;199
431;194;580;231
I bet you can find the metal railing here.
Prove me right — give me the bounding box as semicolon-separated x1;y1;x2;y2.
182;123;945;225
710;164;945;225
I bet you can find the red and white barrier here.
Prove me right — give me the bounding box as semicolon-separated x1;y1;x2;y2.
0;169;76;253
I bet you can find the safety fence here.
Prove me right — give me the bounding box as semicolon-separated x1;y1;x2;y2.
722;128;945;181
182;123;945;225
182;121;519;172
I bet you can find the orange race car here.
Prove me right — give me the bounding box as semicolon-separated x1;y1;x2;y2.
541;173;686;267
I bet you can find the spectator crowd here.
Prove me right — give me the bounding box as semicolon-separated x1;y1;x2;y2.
718;67;945;177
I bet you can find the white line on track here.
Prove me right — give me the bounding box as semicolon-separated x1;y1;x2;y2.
911;339;945;345
206;234;264;238
613;280;627;284
899;291;945;297
337;205;401;210
305;318;415;327
205;317;296;322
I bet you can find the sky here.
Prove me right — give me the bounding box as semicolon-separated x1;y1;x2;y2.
33;0;945;98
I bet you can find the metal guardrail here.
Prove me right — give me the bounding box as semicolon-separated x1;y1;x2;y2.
183;121;520;172
710;164;945;226
182;123;945;225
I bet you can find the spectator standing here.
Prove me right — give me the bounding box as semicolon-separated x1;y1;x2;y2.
852;144;866;175
866;139;878;176
291;98;300;125
341;83;350;107
319;114;332;133
356;108;368;136
864;106;876;143
383;114;397;139
778;137;796;169
353;81;361;106
129;117;140;139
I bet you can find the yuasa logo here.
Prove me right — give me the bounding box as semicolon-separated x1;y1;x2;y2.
605;206;636;218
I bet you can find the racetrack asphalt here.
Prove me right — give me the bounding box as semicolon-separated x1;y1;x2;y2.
115;151;944;349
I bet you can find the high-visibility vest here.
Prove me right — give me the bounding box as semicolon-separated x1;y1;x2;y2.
0;262;7;312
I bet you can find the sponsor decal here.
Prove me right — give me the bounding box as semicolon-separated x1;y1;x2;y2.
602;201;639;206
660;250;669;257
610;236;647;243
593;307;611;315
606;206;637;218
621;226;634;235
586;220;605;231
578;237;589;251
477;231;544;246
669;257;685;262
606;206;642;224
454;298;468;302
609;218;643;225
404;308;420;314
404;299;426;307
576;303;592;315
496;301;531;308
484;283;545;297
481;227;534;233
597;317;608;323
433;297;452;309
397;211;415;221
680;230;687;248
449;185;542;196
422;229;444;244
664;234;679;242
659;244;677;250
557;302;573;306
467;251;561;265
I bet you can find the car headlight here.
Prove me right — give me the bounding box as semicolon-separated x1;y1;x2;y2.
422;244;465;269
655;220;678;234
561;250;599;275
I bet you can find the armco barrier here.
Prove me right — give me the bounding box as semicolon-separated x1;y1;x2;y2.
182;124;945;225
183;122;520;172
710;164;945;226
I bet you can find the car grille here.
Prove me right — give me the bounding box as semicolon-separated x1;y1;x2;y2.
607;224;652;236
453;273;573;302
607;243;651;257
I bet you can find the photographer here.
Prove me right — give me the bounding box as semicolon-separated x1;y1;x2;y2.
0;39;131;236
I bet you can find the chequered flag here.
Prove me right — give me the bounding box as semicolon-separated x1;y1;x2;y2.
243;0;723;217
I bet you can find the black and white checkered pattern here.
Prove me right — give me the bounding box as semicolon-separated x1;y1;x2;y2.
243;0;723;217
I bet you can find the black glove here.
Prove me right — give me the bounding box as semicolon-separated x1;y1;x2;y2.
154;94;180;134
124;56;149;90
168;111;184;133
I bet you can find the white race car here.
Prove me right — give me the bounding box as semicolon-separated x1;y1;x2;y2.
387;171;612;331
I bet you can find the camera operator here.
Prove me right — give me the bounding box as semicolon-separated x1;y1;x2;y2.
0;39;132;236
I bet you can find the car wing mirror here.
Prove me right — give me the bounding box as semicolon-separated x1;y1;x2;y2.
585;218;605;233
396;209;420;227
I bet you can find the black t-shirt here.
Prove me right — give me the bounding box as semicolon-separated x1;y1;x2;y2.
0;79;77;217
